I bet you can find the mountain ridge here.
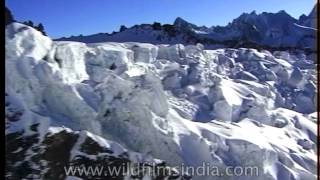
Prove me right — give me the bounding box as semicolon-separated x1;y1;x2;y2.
56;6;317;52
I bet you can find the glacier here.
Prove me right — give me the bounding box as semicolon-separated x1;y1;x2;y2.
5;23;317;180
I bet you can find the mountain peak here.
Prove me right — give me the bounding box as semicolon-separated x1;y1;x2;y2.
250;10;257;15
276;10;290;16
308;3;317;18
173;17;189;25
173;17;198;31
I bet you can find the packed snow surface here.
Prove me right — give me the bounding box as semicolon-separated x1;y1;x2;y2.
6;23;317;180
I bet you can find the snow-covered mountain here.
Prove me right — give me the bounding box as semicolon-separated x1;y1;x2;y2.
6;22;317;180
57;6;317;51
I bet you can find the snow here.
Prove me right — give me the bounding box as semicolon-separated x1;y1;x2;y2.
52;42;89;84
6;22;317;180
6;23;52;61
293;23;318;31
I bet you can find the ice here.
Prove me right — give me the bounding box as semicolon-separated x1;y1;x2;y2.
157;44;186;63
6;23;52;61
5;23;317;180
53;42;89;84
288;67;304;88
128;43;158;63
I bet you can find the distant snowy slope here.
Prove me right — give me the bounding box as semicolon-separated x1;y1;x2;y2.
6;23;317;180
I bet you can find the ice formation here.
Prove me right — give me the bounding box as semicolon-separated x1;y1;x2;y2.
6;23;317;180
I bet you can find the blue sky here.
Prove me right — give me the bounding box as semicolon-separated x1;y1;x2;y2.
6;0;316;38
